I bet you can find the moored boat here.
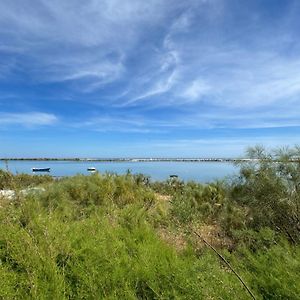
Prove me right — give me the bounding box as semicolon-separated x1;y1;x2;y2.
87;167;96;172
169;174;178;178
32;167;51;172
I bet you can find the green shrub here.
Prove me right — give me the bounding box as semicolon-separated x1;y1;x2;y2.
0;169;53;190
231;146;300;243
170;181;228;224
226;241;300;300
232;228;277;251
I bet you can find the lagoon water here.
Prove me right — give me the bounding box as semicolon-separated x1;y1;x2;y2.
1;160;238;182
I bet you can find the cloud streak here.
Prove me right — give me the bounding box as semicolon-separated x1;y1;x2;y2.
0;0;184;88
0;112;58;127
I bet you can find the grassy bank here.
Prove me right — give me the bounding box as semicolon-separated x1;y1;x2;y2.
0;146;299;299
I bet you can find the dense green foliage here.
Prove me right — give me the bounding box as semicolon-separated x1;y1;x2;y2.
0;169;53;190
0;146;299;299
231;146;300;244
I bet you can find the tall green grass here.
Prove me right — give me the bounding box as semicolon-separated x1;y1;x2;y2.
0;183;248;299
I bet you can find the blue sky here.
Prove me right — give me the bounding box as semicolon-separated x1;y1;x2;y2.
0;0;300;157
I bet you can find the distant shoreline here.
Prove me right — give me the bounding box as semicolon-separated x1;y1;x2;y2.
0;158;253;162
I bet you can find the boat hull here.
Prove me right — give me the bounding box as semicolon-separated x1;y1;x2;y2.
32;168;51;172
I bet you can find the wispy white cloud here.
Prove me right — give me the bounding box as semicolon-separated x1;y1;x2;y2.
0;112;58;127
160;37;300;110
139;0;300;113
143;136;300;150
70;105;300;136
0;0;181;89
71;114;166;133
181;79;212;101
104;135;300;157
125;69;178;105
1;0;300;137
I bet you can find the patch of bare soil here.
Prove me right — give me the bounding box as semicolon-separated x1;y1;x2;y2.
193;224;233;249
154;193;171;203
158;227;187;251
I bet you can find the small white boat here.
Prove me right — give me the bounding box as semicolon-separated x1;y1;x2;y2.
87;167;96;172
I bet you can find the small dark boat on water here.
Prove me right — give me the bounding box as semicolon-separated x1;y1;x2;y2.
87;167;96;172
32;167;51;172
169;174;178;178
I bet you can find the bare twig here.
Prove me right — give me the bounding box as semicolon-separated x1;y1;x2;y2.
193;230;256;300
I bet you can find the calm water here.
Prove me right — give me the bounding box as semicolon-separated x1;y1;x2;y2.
1;161;238;182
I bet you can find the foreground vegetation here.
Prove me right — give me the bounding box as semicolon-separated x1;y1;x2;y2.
0;146;299;299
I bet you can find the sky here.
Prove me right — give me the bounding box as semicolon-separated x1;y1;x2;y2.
0;0;300;158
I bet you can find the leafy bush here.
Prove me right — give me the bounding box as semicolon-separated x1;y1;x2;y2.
0;169;53;190
170;181;227;224
29;173;157;221
226;241;300;300
230;146;300;243
232;228;277;251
